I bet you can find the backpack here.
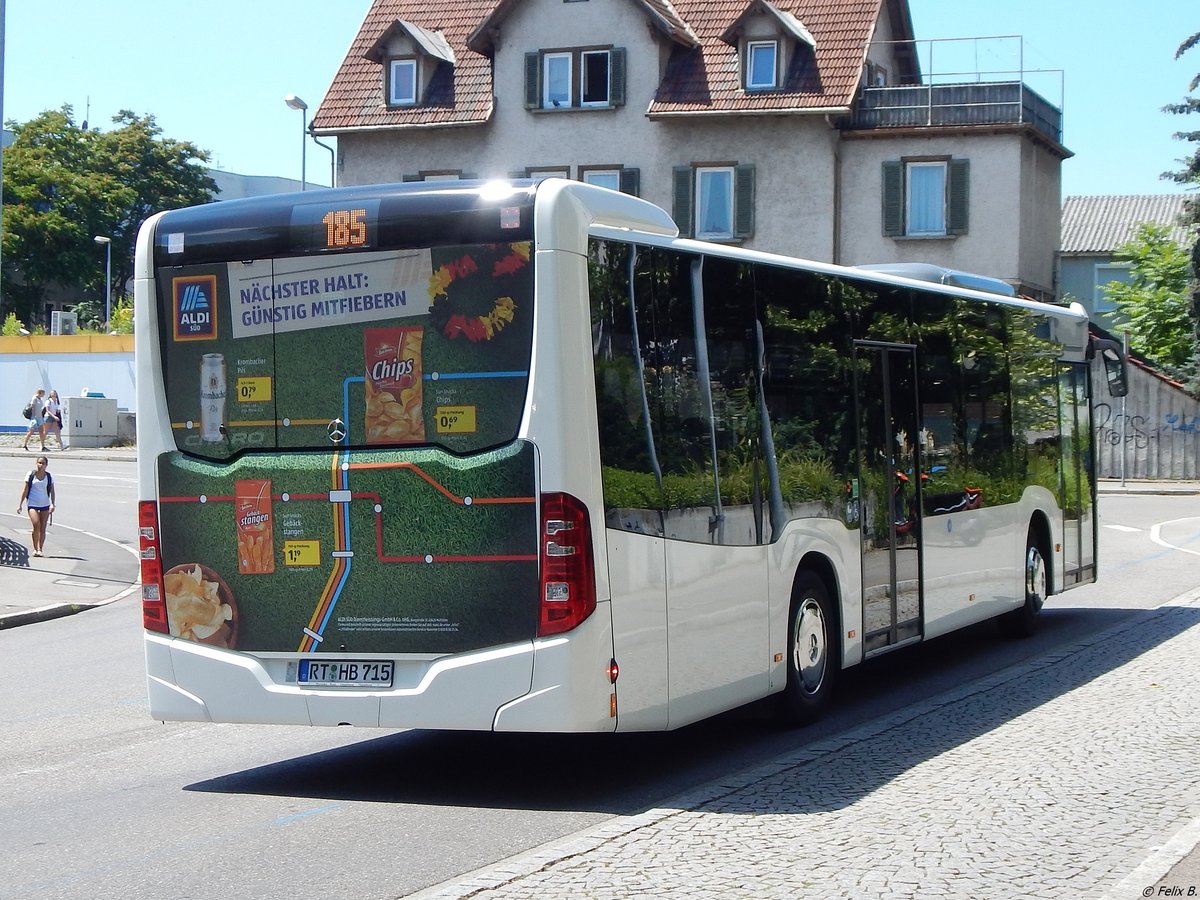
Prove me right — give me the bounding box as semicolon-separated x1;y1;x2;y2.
27;471;52;490
22;402;33;419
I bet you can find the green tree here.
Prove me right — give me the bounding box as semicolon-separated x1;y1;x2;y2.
1;106;216;325
1105;223;1195;373
1163;32;1200;390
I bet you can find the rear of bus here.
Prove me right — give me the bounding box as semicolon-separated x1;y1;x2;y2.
135;181;629;730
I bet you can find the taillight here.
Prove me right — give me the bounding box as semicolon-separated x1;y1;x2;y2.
138;501;169;634
538;492;596;637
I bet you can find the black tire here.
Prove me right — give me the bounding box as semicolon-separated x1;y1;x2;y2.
777;571;837;725
1001;527;1048;638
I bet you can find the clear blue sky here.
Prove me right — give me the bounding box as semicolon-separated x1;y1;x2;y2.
2;0;1196;197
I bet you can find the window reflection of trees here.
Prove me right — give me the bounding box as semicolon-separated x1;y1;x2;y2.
590;237;1073;546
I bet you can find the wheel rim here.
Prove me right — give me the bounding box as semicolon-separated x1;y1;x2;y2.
1026;545;1047;613
793;597;827;695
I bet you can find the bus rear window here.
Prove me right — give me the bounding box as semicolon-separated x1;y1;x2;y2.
155;242;534;459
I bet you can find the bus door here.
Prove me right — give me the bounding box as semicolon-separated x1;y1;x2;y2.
855;342;923;654
1060;363;1096;586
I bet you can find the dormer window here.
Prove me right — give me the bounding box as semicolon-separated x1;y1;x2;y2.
721;1;816;94
389;59;418;106
364;19;456;110
746;41;778;90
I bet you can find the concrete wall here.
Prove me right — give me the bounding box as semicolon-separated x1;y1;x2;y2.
1093;355;1200;480
0;335;135;433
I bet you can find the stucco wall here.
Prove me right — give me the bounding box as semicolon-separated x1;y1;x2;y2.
837;132;1044;285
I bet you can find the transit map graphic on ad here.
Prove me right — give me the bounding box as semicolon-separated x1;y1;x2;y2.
155;242;541;655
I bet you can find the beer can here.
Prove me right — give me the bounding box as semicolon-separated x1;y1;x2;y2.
200;353;227;442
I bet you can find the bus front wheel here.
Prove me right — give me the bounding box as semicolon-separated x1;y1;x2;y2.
777;571;837;725
1001;527;1048;638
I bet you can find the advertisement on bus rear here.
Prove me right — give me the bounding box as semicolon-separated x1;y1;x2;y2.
153;241;540;654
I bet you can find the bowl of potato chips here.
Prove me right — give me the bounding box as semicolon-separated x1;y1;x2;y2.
163;563;238;649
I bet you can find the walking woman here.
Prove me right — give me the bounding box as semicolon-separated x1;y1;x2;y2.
16;456;55;557
22;388;47;452
43;390;64;450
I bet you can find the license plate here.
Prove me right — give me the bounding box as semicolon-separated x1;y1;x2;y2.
295;659;394;687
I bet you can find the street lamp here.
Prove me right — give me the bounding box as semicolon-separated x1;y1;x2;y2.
284;94;308;190
93;235;112;327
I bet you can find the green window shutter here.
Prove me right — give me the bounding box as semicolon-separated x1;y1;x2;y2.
610;48;626;107
882;160;903;236
947;158;970;235
673;166;694;237
619;167;640;196
734;164;756;238
525;52;541;109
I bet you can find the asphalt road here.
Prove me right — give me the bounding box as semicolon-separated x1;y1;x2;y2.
0;481;1198;898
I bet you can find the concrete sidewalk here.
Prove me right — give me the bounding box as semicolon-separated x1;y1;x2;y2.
412;591;1200;899
0;440;139;629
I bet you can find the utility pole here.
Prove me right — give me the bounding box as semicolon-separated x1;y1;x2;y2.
1;0;7;314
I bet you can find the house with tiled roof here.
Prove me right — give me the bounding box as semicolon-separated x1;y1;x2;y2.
1059;194;1192;332
314;0;1069;298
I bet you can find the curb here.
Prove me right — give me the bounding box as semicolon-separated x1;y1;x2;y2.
0;601;98;630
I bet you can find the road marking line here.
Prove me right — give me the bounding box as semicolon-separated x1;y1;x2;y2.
1151;518;1200;557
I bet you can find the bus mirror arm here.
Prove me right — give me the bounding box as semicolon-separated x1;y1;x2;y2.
1089;337;1128;399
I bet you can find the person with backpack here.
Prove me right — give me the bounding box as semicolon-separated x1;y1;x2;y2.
43;390;64;450
22;388;47;452
16;455;55;557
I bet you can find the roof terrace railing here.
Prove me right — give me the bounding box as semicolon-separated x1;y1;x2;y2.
847;36;1065;146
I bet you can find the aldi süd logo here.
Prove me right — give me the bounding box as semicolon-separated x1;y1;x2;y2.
172;275;219;341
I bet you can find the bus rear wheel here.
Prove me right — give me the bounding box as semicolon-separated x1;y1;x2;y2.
777;571;837;726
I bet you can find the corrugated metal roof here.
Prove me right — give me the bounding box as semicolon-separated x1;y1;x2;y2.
1060;194;1193;254
313;0;891;131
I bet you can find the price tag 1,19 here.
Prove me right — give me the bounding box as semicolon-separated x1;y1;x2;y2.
283;540;321;567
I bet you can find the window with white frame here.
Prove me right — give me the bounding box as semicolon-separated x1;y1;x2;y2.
906;161;947;235
580;167;639;195
882;158;969;238
526;167;570;182
696;167;735;239
746;41;778;90
388;58;418;106
581;50;611;105
543;53;572;108
583;169;620;191
673;164;756;240
526;48;625;110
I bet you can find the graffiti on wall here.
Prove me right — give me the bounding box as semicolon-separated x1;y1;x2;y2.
1094;403;1200;449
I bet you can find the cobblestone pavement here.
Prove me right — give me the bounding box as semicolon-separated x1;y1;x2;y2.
412;591;1200;900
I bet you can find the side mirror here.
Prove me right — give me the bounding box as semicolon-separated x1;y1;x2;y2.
1091;338;1128;398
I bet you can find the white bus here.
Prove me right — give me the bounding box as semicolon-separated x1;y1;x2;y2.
135;179;1125;731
